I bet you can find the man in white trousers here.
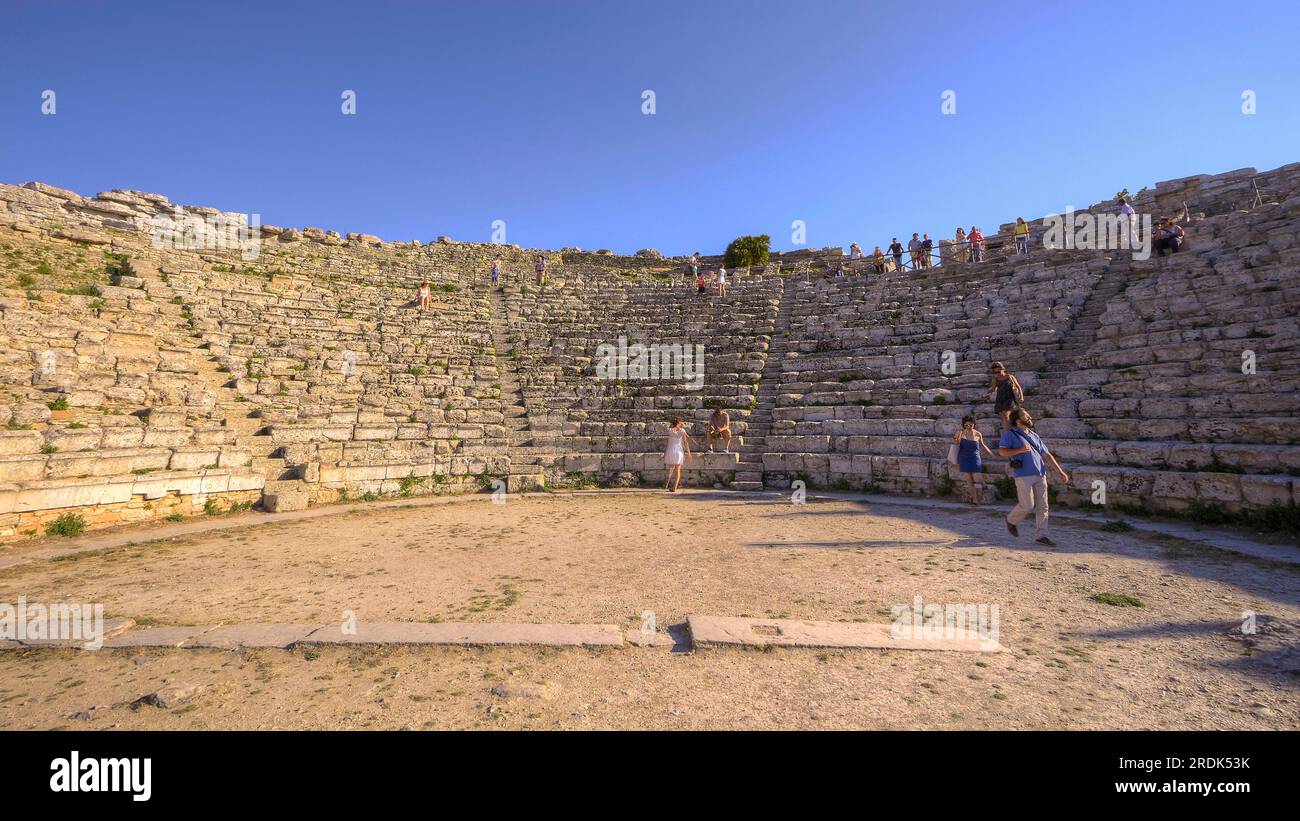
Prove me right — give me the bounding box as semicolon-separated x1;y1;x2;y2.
999;407;1070;547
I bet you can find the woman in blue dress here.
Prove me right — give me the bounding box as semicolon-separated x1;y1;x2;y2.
953;415;995;505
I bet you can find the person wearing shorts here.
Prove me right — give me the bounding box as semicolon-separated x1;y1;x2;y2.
417;280;432;310
985;361;1023;431
716;265;728;297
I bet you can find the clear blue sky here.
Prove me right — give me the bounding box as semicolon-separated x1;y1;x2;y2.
2;0;1297;255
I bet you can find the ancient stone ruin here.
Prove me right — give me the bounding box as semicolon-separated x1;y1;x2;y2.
1;163;1298;541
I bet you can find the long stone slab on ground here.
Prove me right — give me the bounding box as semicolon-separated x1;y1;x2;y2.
300;622;624;647
687;615;1002;653
181;623;326;650
16;617;135;648
102;625;219;649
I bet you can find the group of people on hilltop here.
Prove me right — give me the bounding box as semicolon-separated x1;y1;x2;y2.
686;252;729;297
845;223;1007;276
418;200;1183;305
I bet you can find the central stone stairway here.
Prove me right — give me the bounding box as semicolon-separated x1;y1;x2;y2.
733;271;799;490
1034;255;1131;403
489;287;546;491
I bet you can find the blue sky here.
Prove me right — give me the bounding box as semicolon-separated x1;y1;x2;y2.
2;0;1297;255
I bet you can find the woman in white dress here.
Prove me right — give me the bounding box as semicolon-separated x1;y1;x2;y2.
716;265;728;297
663;417;692;492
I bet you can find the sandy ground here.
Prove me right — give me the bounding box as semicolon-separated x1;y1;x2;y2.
0;491;1297;730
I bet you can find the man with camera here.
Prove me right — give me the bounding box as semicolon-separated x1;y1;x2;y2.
998;407;1070;547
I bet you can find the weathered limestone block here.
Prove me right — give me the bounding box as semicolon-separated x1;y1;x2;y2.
0;431;43;456
168;447;221;471
271;424;353;444
11;403;51;426
142;427;193;448
0;455;47;482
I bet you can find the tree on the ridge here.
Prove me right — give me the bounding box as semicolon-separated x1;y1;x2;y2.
723;234;771;269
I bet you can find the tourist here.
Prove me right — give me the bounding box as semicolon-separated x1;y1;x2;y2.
1155;218;1185;261
689;252;700;284
535;254;548;286
907;233;922;270
952;415;995;505
921;234;934;269
490;255;502;289
717;265;728;297
707;407;731;454
968;226;985;262
1014;217;1030;256
999;407;1070;547
954;227;968;263
697;270;708;295
663;417;692;492
417;279;432;310
849;241;862;260
985;361;1024;431
871;245;886;274
889;237;904;272
1118;197;1137;245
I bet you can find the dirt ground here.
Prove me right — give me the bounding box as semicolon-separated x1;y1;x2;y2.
1;491;1297;730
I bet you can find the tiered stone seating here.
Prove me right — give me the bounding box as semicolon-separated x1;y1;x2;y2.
761;249;1107;493
1034;200;1300;511
2;161;1298;541
498;266;784;486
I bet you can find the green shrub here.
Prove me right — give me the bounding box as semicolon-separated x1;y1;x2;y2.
1091;592;1143;607
47;396;69;411
723;234;771;269
203;498;222;516
398;475;426;496
1100;520;1134;533
45;513;86;537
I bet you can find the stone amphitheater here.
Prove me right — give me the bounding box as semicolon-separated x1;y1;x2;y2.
3;164;1300;731
1;163;1298;542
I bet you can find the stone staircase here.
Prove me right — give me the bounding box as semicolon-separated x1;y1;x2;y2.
490;286;546;491
1033;254;1131;404
734;271;799;490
